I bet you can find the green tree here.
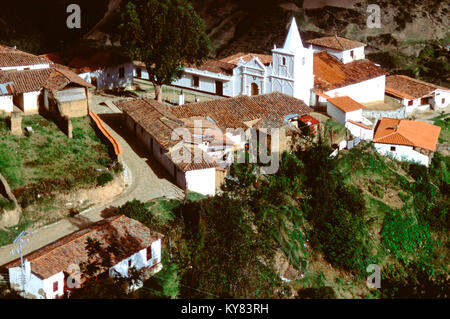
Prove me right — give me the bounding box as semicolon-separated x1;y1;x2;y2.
119;0;210;102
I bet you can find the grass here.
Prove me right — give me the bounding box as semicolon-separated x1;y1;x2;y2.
431;115;450;143
0;115;112;191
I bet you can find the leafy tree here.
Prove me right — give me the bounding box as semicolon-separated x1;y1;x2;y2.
119;0;210;102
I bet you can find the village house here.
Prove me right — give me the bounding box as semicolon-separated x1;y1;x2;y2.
306;36;366;64
42;49;133;90
116;92;314;195
372;118;441;167
134;18;386;107
385;75;449;113
0;45;93;116
1;215;163;299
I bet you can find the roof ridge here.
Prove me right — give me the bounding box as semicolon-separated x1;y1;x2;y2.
28;215;124;264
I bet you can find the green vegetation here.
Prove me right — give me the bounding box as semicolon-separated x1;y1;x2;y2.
0;115;114;208
115;138;449;299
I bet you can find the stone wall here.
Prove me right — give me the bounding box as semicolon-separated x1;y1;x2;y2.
10;111;22;136
362;107;407;120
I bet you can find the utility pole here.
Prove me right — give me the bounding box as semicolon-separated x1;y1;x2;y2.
10;231;31;293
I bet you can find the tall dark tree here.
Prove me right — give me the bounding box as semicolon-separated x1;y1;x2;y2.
119;0;210;102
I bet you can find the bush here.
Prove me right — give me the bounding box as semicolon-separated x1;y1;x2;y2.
96;172;113;186
381;210;433;262
0;197;16;211
408;163;428;182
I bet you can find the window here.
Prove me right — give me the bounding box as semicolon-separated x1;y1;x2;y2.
350;50;354;59
53;281;58;292
408;100;413;106
119;67;125;78
390;146;396;151
282;57;286;66
128;259;132;268
442;98;446;104
147;246;152;261
136;68;142;78
192;76;199;87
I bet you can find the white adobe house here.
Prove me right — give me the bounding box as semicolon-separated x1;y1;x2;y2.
373;118;441;167
385;75;450;114
131;17;386;107
0;44;50;72
2;215;163;299
42;51;134;90
306;36;366;64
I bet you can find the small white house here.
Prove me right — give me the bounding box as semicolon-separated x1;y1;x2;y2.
2;215;163;299
307;36;366;64
373;118;441;167
385;75;450;114
327;96;363;125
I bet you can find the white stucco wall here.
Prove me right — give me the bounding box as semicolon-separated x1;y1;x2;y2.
0;95;13;112
345;121;373;140
22;91;40;112
345;109;363;122
172;70;233;97
185;167;216;196
326;102;346;125
374;143;430;166
78;62;133;90
110;239;162;279
325;75;385;104
431;90;450;109
8;265;64;299
311;46;365;64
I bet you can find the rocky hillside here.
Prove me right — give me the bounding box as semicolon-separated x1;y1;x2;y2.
0;1;448;84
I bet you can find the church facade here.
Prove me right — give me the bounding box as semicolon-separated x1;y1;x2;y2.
134;18;387;107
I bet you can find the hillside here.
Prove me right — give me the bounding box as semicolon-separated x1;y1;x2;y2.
0;1;448;85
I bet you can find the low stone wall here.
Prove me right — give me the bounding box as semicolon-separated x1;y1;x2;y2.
89;112;123;163
363;107;407;120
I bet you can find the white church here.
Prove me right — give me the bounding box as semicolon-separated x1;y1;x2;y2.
138;18;387;107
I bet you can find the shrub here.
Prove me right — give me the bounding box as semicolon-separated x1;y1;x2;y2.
408;163;429;182
381;210;433;262
0;197;16;211
96;172;113;186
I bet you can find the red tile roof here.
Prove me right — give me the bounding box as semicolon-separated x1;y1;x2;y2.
169;92;312;131
2;215;163;279
373;118;441;151
220;52;273;66
385;75;449;100
328;96;363;113
0;45;51;68
347;120;373;130
307;36;366;51
187;59;235;76
0;66;93;94
115;98;219;172
314;51;387;92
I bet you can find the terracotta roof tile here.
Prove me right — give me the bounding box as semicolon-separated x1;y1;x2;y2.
313;51;387;92
220;52;273;66
187;59;235;76
385;75;449;99
0;45;51;67
307;36;366;51
169;92;312;131
2;215;163;279
373;118;441;151
328;96;363;113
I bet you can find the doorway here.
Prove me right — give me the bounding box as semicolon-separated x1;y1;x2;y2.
215;81;223;96
251;83;259;96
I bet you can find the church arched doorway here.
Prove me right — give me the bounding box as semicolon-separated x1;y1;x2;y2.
251;83;259;96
